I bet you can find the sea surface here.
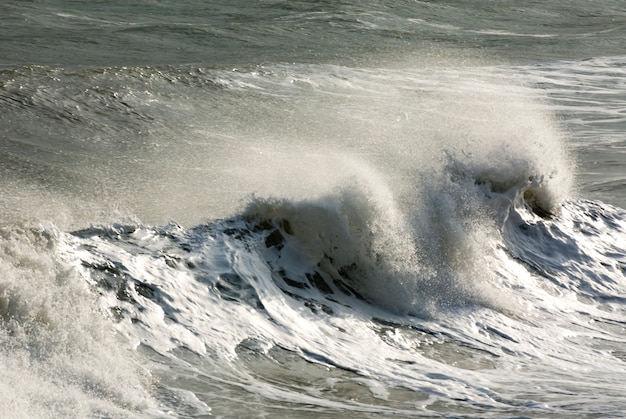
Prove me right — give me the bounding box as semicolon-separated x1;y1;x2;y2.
1;1;626;418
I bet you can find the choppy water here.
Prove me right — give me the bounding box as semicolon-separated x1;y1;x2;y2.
1;1;626;418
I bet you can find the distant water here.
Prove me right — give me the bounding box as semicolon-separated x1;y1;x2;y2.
1;1;626;417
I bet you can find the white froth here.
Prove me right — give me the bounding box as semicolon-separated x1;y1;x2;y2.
0;225;160;418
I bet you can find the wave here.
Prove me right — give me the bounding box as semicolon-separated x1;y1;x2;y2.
2;137;625;416
2;58;626;416
53;164;626;415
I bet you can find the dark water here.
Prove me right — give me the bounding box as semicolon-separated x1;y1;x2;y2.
4;1;626;67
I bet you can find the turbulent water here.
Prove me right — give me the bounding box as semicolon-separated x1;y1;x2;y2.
2;1;626;417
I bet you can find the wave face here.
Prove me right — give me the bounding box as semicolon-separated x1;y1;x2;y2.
2;1;626;417
61;178;626;417
6;128;625;416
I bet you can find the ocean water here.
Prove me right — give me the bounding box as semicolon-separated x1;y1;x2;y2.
1;1;626;417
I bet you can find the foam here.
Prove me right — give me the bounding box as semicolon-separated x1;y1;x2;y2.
0;225;160;418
